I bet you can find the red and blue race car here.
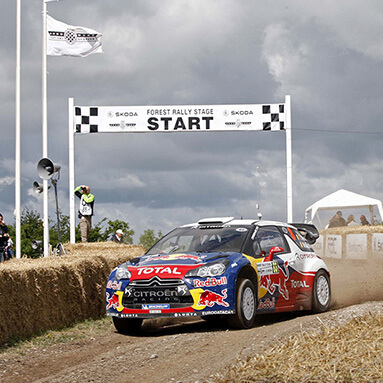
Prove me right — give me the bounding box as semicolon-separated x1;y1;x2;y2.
106;217;331;333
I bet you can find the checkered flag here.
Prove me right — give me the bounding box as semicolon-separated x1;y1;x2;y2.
262;104;285;130
75;107;99;133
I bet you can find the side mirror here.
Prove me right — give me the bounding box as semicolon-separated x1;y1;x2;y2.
264;246;284;262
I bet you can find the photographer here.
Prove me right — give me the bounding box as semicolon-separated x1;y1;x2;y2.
0;214;9;262
74;185;95;243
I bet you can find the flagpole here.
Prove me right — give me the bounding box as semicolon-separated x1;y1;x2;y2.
68;98;76;243
15;0;21;259
285;95;293;222
42;0;50;257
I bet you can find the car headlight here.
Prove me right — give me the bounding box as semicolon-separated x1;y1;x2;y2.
115;265;131;280
185;260;229;278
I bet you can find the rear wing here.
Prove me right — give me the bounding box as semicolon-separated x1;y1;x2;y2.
289;223;319;245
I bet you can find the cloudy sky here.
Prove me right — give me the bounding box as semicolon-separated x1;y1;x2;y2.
2;0;383;241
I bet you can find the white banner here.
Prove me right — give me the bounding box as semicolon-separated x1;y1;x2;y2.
47;15;102;57
73;103;286;134
346;234;367;259
312;235;324;258
372;233;383;258
325;235;342;259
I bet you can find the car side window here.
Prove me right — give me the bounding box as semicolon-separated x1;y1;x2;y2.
250;226;288;258
284;227;313;252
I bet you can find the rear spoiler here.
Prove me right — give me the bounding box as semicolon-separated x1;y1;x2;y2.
289;223;319;245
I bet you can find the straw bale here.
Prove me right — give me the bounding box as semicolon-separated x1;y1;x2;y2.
213;310;383;382
0;242;144;345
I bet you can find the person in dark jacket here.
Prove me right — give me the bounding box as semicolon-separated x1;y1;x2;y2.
110;229;124;243
360;215;371;226
0;214;9;262
328;211;346;228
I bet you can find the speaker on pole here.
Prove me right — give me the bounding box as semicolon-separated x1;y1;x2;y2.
31;240;42;250
37;158;61;180
33;181;51;195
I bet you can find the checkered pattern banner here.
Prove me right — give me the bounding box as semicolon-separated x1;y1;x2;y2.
73;103;287;134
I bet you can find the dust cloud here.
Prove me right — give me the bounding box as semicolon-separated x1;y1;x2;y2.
326;258;383;309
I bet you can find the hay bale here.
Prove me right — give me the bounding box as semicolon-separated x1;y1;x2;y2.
0;243;144;345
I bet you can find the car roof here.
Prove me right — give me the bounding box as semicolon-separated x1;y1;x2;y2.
180;216;293;228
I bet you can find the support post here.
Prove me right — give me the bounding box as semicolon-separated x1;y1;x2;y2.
285;95;293;223
15;0;21;258
68;98;76;243
42;1;50;257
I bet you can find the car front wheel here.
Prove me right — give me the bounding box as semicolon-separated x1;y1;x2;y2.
312;270;331;313
227;278;257;329
112;316;143;335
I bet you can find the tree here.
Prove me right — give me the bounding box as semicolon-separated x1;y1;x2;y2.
7;209;136;257
19;208;44;258
139;229;163;251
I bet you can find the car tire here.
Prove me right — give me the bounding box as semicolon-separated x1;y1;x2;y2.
312;269;331;313
227;278;257;329
112;316;143;335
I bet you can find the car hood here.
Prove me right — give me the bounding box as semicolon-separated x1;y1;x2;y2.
129;252;235;267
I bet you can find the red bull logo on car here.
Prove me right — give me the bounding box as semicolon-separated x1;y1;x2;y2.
259;260;290;300
197;289;229;307
106;292;121;310
194;277;227;288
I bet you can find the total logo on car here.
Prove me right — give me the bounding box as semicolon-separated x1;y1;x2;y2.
106;217;331;334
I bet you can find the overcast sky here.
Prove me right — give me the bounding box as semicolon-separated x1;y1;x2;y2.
2;0;383;241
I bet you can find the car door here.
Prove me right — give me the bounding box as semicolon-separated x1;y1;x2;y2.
250;226;295;311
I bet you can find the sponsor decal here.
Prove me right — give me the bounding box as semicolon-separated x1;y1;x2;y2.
106;280;122;290
142;304;170;310
142;253;202;263
201;310;234;315
129;264;198;279
259;260;290;300
106;292;122;310
258;297;276;309
197;289;229;307
193;277;227;288
256;261;279;276
295;253;317;260
174;312;199;317
290;280;310;288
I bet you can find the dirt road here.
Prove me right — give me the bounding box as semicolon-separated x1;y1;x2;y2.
1;259;382;383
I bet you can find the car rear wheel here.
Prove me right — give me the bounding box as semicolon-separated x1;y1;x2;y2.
312;270;331;313
112;316;143;335
227;278;256;329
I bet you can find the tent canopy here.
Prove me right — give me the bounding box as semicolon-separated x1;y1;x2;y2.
305;189;383;224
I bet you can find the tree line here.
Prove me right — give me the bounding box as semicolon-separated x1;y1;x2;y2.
6;208;162;258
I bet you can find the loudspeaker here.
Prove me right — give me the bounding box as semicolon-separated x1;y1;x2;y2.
37;158;61;180
31;240;42;250
33;181;51;195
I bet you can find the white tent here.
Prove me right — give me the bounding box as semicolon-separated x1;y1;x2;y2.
304;189;383;226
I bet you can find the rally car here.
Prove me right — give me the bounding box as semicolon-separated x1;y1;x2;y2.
106;217;331;333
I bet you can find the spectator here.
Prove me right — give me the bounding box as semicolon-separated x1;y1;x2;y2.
5;237;14;260
346;214;359;227
0;214;9;262
360;215;370;226
328;210;347;228
110;229;124;243
74;185;95;243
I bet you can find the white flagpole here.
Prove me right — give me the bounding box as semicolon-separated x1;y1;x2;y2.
15;0;21;259
42;1;50;256
68;98;76;243
285;95;293;222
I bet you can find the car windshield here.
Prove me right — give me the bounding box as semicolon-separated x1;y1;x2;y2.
146;225;252;255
